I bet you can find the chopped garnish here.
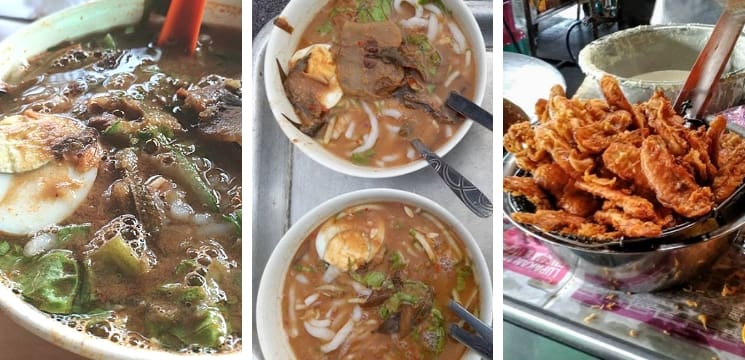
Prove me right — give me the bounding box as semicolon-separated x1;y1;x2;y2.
351;148;375;165
583;313;597;324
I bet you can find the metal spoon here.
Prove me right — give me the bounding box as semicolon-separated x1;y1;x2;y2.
410;138;493;218
445;91;493;131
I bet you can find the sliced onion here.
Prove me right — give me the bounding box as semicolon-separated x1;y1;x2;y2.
323;116;336;144
309;318;332;327
465;49;472;67
444;70;461;88
321;318;355;353
24;231;57;257
424;3;442;16
444;125;453;138
322;265;341;283
304;293;320;306
351;281;372;297
385;124;401;133
381;108;401;118
352;305;363;322
296;274;310;285
412;230;436;263
304;321;336;341
352;102;379;154
448;21;466;54
427;14;439;42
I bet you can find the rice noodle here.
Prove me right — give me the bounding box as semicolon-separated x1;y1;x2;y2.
427;15;439;42
304;321;336;341
444;70;461;87
445;125;453;138
352;305;363;322
381;108;401;118
381;154;400;162
422;212;463;260
424;3;442;16
464;288;478;310
322;265;341;283
412;230;436;263
352;102;379;153
448;21;466;54
406;147;417;159
351;281;372;296
288;285;299;337
304;293;320;306
309;318;332;327
465;49;472;67
323;116;336;144
385;124;401;134
296;274;310;285
400;17;429;29
347;298;367;303
344;119;356;139
321;318;355;353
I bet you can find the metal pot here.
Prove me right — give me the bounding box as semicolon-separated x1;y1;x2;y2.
503;151;745;292
576;24;745;114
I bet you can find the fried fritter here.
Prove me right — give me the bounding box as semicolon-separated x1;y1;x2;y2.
504;176;552;210
511;210;588;233
594;208;663;238
640;135;714;218
574;176;657;220
602;142;653;196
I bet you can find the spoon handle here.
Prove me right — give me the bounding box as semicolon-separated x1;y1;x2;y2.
411;139;493;218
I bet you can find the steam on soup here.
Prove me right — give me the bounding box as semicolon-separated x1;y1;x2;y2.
283;202;480;359
0;22;241;353
281;0;475;168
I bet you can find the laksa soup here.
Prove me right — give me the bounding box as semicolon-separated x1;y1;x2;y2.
282;202;481;359
0;20;241;354
281;0;476;168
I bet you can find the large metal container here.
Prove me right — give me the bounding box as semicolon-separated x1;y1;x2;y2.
576;24;745;114
503;154;744;292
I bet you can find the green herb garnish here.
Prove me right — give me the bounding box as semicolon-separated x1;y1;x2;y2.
351;148;375;165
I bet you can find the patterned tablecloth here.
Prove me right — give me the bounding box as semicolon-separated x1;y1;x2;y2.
505;223;745;360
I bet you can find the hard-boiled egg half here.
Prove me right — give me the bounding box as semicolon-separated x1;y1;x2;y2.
289;43;343;110
0;111;100;235
315;204;386;271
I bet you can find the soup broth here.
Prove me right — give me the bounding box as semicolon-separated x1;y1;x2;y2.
283;0;475;168
282;202;480;359
0;22;241;353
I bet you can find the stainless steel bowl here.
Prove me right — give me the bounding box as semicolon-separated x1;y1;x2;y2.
503;154;745;292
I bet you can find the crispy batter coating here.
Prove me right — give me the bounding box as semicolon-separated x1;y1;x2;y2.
504;176;552;210
594;208;663;238
640;135;714;218
504;75;744;241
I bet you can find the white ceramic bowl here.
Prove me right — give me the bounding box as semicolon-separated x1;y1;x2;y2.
256;188;492;359
0;1;242;359
263;0;487;178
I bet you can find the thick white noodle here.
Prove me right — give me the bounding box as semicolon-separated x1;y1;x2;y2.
385;124;401;134
406;146;417;159
303;321;336;341
321;318;355;353
381;108;402;118
24;232;56;257
295;273;310;285
304;293;320;306
351;281;372;296
465;49;472;67
352;305;363;321
344;119;356;139
448;21;466;54
424;3;442;15
444;70;461;87
288;285;298;337
427;14;439;42
381;154;400;162
445;125;453;138
322;265;341;283
309;318;332;327
400;17;429;29
352;102;379;153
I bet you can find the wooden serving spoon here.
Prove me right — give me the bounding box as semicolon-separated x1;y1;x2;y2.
157;0;207;55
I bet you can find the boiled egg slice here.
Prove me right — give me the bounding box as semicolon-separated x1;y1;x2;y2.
0;112;100;236
289;43;343;110
315;204;385;271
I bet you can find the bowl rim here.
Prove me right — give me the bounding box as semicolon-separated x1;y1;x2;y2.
0;0;243;359
256;188;493;360
578;23;745;84
263;0;487;178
